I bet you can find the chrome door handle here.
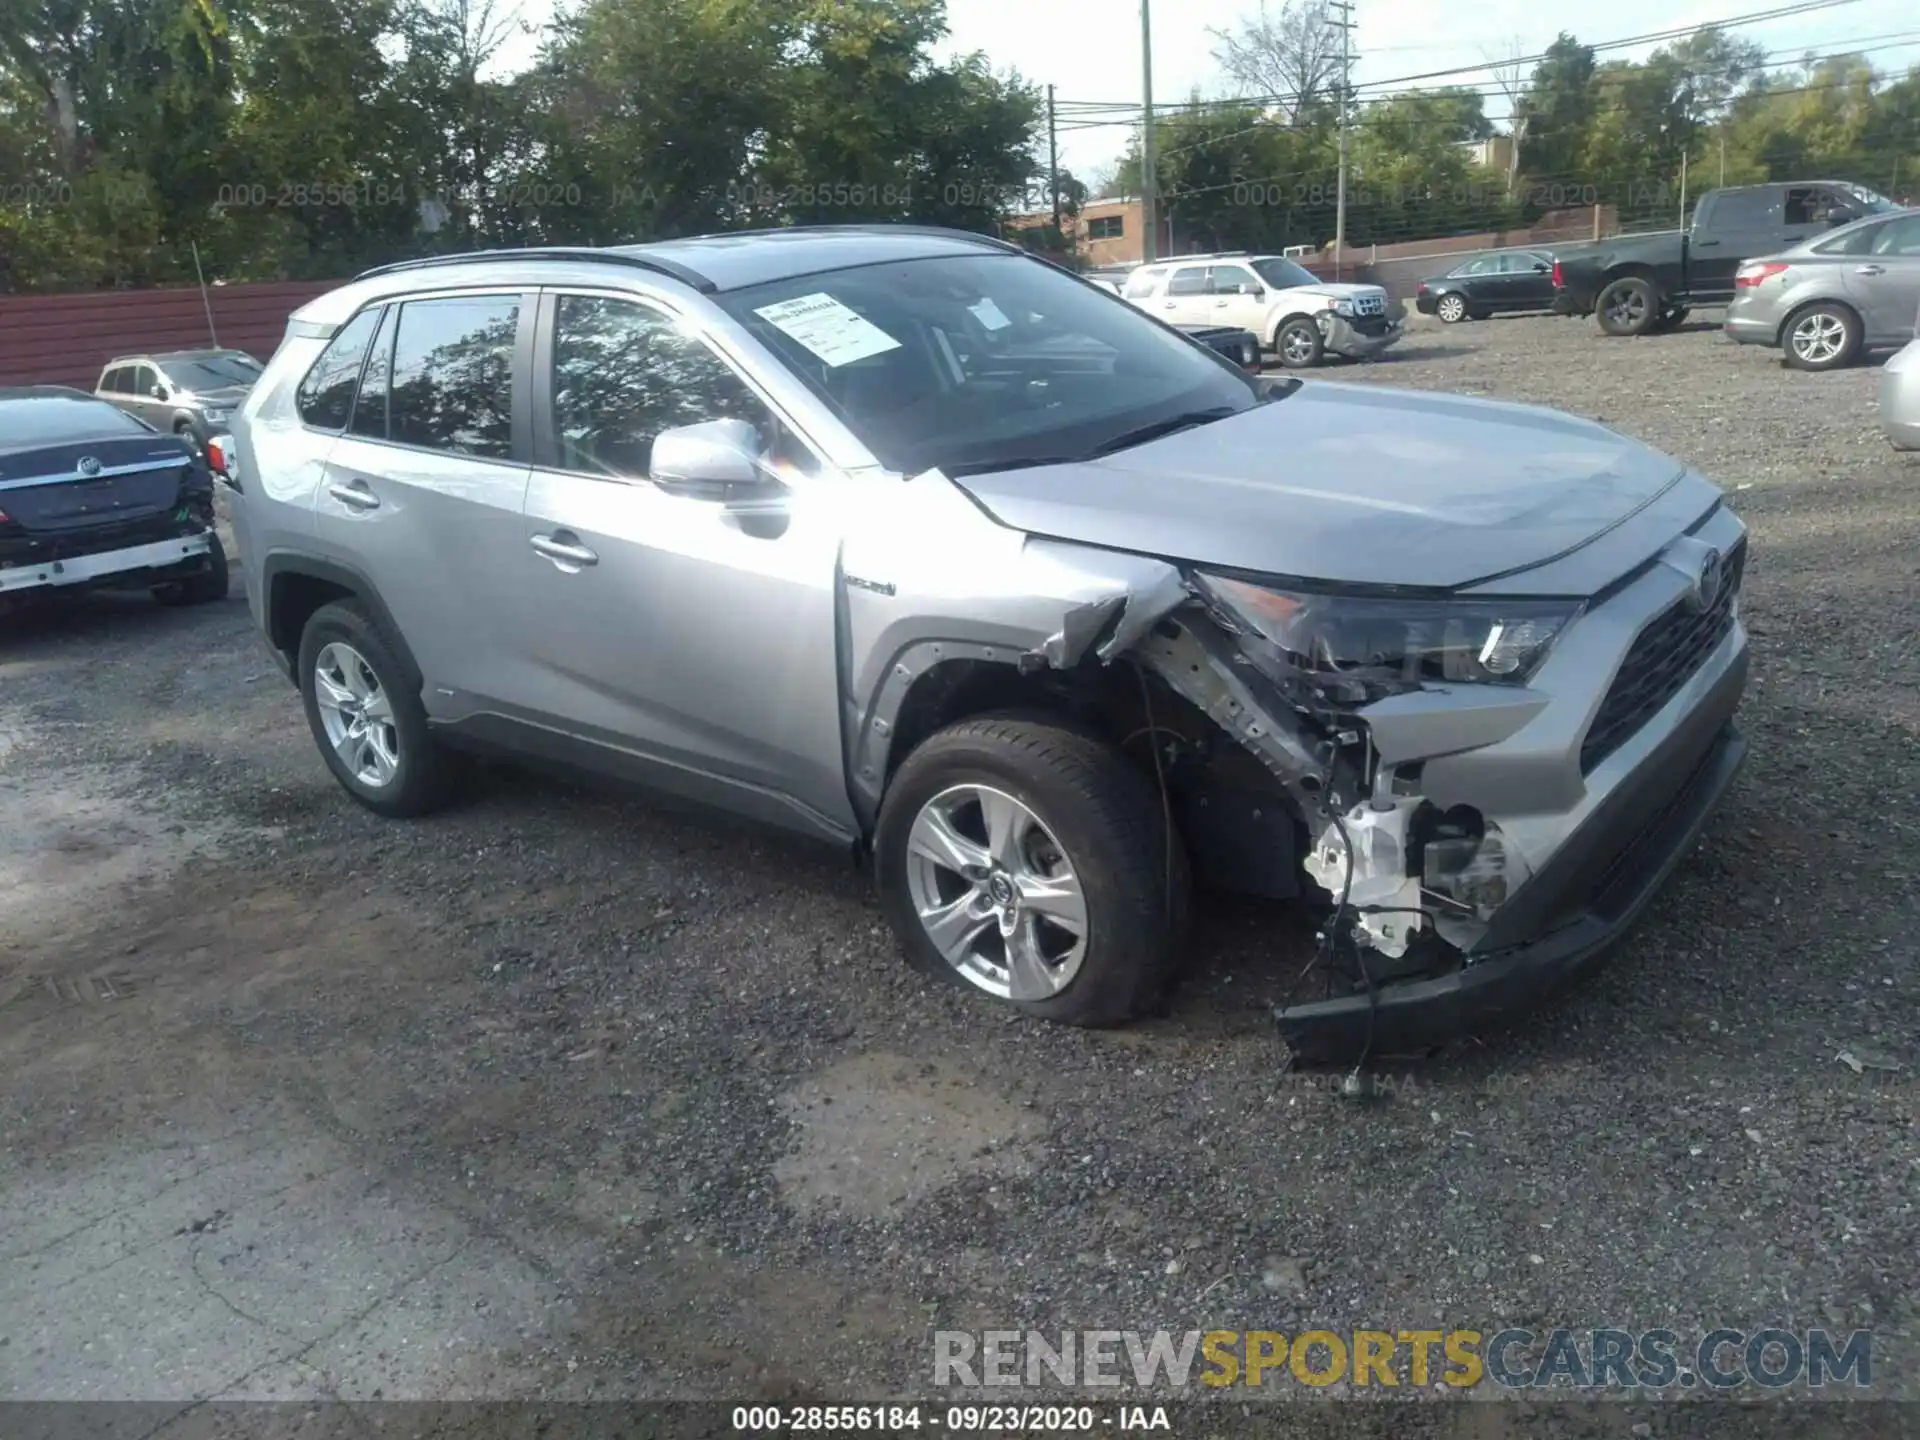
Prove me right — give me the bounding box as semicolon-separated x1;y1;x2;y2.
1855;264;1886;276
327;482;379;510
530;533;598;567
1213;299;1229;307
1162;301;1177;309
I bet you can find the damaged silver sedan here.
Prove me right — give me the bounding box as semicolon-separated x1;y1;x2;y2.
233;226;1748;1062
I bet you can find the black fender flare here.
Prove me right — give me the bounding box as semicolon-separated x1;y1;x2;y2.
259;550;425;691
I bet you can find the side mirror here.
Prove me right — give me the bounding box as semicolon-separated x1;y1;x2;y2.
150;383;169;400
1827;205;1854;226
650;418;776;503
1238;282;1264;296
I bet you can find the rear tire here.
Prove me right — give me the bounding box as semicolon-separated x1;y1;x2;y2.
1595;276;1659;336
1782;302;1862;371
875;714;1189;1028
152;531;229;606
1435;293;1468;324
297;599;458;818
1274;316;1325;368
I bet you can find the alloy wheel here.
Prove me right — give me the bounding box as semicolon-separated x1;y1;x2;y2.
1605;288;1648;329
1281;327;1317;365
1437;294;1466;323
312;641;400;788
1790;312;1848;366
902;783;1089;1001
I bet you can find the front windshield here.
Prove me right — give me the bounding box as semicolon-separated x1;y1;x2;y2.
1841;184;1899;215
718;253;1259;476
165;355;261;390
1252;257;1322;290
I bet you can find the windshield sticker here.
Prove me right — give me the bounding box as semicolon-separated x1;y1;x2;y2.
753;293;903;367
968;297;1012;331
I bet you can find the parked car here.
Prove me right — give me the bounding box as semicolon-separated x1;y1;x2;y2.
0;386;228;608
1176;323;1263;371
231;228;1749;1061
1882;300;1920;450
95;348;264;453
1721;208;1920;371
1120;252;1403;367
1414;250;1557;323
1083;265;1135;296
1553;180;1904;336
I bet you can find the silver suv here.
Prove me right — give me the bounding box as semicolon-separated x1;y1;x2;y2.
230;227;1750;1059
95;349;262;451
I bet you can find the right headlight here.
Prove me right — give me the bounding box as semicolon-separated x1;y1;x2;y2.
1196;573;1583;707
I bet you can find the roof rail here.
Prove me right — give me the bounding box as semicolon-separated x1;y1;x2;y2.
353;247;718;294
675;222;1023;254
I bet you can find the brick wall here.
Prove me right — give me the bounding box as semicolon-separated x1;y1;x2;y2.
0;280;339;392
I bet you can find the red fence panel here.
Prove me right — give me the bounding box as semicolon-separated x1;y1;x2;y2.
0;281;340;392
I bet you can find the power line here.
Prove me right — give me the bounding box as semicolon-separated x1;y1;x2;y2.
1051;0;1873;116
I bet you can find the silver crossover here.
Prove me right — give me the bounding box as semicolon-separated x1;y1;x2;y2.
229;227;1749;1059
1724;208;1920;370
1884;316;1920;450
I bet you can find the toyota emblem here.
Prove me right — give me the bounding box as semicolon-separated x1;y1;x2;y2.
1692;548;1724;612
76;455;102;478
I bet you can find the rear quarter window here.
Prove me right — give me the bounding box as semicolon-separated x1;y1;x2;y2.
296;308;383;432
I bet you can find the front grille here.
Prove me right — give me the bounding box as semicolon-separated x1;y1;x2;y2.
1353;294;1386;317
1580;538;1746;773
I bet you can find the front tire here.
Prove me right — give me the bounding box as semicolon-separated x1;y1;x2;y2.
1435;293;1469;324
1595;276;1659;336
1782;303;1862;371
297;600;456;818
1274;316;1325;368
874;715;1189;1027
152;531;228;606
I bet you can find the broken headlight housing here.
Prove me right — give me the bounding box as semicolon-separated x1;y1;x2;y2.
1197;573;1582;706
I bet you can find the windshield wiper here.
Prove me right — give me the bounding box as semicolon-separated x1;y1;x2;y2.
1084;405;1240;459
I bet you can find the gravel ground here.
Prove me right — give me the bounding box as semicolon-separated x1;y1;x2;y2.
2;312;1916;1433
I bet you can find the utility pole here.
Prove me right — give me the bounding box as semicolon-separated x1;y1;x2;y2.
1328;0;1355;281
1140;0;1157;262
1047;85;1061;243
1678;147;1688;231
1718;132;1726;189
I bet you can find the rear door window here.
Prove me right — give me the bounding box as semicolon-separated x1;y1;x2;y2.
131;364;159;397
296;307;383;431
387;294;519;460
1166;267;1208;297
1703;188;1777;231
1207;264;1259;293
1869;215;1920;256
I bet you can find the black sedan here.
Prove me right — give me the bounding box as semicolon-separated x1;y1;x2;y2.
1414;249;1557;323
0;386;228;611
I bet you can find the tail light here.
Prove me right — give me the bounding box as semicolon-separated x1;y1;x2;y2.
1551;260;1563;288
205;437;228;475
1735;262;1790;289
1416;281;1428;293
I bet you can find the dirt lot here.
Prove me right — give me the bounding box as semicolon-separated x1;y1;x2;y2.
2;313;1916;1429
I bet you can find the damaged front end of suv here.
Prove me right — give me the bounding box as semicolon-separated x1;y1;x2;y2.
988;517;1750;1062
